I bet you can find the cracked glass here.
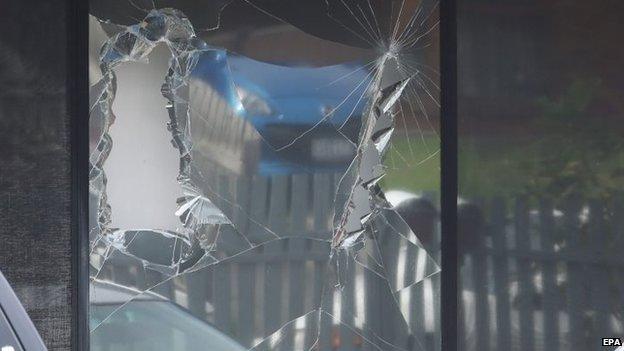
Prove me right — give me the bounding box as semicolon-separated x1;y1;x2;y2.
88;1;440;350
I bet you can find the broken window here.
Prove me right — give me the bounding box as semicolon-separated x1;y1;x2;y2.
88;1;440;350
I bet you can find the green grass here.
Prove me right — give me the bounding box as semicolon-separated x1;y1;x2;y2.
381;134;440;194
381;79;624;200
382;132;624;200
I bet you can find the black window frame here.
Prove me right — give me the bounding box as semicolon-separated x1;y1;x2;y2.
70;1;459;349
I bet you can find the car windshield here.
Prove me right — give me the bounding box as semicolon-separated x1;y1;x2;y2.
90;300;246;351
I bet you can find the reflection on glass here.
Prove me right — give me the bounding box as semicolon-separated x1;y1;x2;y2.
88;1;440;350
458;1;624;350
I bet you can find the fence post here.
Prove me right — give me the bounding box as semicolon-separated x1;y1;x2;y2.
562;196;585;351
248;175;270;244
264;175;289;342
408;239;427;350
588;199;611;338
490;197;511;350
515;196;535;351
468;199;489;351
539;197;559;351
311;172;334;350
213;264;232;336
284;173;309;349
237;262;256;346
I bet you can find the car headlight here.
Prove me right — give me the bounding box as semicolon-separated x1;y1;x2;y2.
236;86;273;116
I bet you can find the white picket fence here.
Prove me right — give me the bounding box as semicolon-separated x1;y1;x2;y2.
99;169;440;350
97;166;624;351
459;196;624;351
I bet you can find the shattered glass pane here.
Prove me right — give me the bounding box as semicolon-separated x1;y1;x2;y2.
88;1;440;350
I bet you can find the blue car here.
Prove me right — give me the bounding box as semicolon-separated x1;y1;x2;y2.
190;52;372;175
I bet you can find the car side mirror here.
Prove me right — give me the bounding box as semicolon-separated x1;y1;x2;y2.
0;271;47;351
